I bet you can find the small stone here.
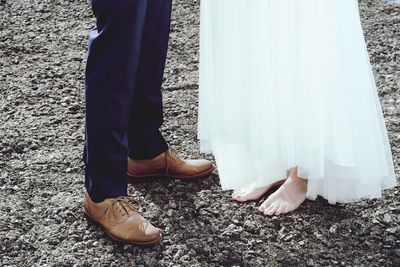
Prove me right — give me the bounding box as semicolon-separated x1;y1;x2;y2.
372;218;380;224
167;209;173;216
386;228;396;234
169;200;177;209
383;214;392;223
283;234;293;241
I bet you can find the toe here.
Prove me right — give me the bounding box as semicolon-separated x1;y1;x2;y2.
232;194;244;202
282;205;292;215
264;204;277;216
259;199;271;213
258;204;265;213
270;205;280;216
260;199;273;211
275;204;286;216
232;192;239;197
233;191;250;202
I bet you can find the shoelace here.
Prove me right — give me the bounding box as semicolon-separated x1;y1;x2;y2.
168;147;180;159
111;196;141;217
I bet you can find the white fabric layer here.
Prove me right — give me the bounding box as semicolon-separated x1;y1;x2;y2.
198;0;397;204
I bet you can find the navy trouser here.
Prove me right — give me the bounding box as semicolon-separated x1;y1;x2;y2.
84;0;171;202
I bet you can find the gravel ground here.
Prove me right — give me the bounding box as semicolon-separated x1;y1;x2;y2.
0;0;399;266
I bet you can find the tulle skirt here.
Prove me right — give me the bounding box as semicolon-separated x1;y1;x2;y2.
198;0;397;204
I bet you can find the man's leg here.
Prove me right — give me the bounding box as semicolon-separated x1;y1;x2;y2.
126;0;214;180
127;0;172;160
84;0;147;202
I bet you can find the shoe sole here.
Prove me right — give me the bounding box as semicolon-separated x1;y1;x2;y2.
83;211;162;247
127;166;215;183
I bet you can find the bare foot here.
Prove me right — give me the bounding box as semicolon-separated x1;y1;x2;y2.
232;178;287;202
258;168;307;216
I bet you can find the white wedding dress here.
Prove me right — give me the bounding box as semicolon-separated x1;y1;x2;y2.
198;0;397;204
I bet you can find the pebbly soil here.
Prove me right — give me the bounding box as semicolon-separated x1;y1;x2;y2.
0;0;399;266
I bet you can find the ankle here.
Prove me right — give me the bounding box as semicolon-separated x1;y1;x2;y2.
293;176;308;191
284;174;307;191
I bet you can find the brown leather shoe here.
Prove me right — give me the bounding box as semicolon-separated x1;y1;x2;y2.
83;192;161;246
127;148;214;181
